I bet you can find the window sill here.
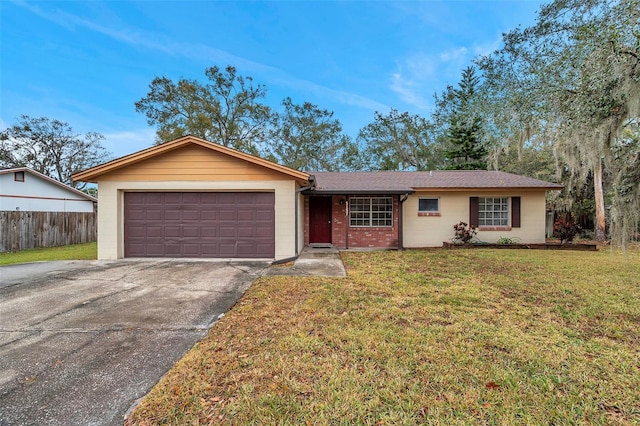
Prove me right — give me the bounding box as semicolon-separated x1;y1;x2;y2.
479;226;512;231
418;212;441;217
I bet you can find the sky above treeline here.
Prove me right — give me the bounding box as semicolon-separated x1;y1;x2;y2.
2;0;544;158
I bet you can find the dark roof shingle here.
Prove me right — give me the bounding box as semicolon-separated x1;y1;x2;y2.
307;171;562;194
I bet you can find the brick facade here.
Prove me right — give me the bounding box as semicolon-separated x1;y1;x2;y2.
305;195;400;249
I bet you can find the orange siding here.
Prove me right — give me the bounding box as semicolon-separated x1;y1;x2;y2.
99;145;291;182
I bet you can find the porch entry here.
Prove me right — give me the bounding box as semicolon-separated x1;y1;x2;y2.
309;196;332;244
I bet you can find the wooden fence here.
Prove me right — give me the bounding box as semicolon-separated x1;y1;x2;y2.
0;211;96;253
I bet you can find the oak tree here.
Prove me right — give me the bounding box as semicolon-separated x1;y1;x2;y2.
135;65;271;155
0;115;110;190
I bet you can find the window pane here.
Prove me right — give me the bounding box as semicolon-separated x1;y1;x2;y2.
349;197;392;227
478;197;510;227
419;198;439;212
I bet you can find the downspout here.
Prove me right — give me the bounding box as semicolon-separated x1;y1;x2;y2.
399;193;410;250
294;175;316;257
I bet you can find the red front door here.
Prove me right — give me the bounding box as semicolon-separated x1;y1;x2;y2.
309;196;332;244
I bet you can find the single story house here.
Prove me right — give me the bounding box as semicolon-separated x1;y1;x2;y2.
0;167;96;212
72;136;562;260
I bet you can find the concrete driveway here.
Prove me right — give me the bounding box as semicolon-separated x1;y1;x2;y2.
0;259;267;426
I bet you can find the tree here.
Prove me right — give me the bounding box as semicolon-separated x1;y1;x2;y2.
478;0;640;242
266;97;358;171
135;65;271;155
357;109;443;171
442;67;487;170
0;115;110;190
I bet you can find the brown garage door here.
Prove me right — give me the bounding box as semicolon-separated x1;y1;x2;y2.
124;192;275;258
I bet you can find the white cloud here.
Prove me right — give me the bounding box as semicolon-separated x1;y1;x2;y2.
439;47;468;62
389;42;494;110
388;53;437;110
472;35;503;58
390;73;430;110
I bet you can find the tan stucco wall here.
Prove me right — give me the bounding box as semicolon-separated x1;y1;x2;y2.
403;190;548;247
96;180;297;260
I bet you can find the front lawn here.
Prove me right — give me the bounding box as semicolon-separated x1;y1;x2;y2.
127;248;640;425
0;242;97;265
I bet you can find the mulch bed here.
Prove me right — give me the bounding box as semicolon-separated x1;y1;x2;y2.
442;241;598;251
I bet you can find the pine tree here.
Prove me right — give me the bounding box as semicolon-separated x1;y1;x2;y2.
444;67;487;170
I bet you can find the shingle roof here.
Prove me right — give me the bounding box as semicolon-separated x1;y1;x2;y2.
307;170;563;194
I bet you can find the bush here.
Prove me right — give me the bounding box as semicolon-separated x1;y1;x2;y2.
496;236;521;245
553;218;582;244
452;221;478;244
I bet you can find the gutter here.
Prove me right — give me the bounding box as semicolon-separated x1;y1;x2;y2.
295;175;316;256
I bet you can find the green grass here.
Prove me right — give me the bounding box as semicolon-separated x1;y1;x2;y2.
126;247;640;425
0;242;97;265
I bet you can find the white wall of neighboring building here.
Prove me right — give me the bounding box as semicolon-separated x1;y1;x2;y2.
0;171;95;212
403;190;548;247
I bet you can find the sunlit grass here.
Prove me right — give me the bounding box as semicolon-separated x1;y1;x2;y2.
126;247;640;425
0;242;97;265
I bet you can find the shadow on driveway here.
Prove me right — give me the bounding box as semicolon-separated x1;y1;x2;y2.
0;259;267;426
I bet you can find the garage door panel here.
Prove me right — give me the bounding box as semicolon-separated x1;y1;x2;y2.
144;193;164;203
201;227;217;237
162;193;182;203
254;243;274;257
182;210;200;221
201;211;217;221
124;192;274;258
164;226;181;238
164;244;182;256
255;227;273;238
218;243;237;257
183;226;199;238
218;210;236;221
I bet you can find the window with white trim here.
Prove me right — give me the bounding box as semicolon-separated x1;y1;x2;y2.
479;197;509;226
349;197;393;227
418;198;440;213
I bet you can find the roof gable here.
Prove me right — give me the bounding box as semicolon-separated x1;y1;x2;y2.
0;167;97;202
72;135;310;183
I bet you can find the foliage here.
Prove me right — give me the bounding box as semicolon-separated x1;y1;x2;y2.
553;218;582;244
135;65;271;154
491;144;557;183
0;242;97;265
126;248;640;425
0;116;110;189
265;97;357;171
440;67;488;170
452;221;478;244
496;236;521;245
357;109;443;170
610;126;640;248
478;0;640;243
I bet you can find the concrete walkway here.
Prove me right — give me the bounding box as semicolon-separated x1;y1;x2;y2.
264;247;347;277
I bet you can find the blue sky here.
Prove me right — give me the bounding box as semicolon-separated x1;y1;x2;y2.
1;1;544;158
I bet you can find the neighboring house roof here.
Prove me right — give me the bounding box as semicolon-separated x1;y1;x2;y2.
72;135;311;183
0;167;97;202
307;171;563;195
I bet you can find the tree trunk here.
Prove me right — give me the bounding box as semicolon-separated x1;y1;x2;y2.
594;159;607;241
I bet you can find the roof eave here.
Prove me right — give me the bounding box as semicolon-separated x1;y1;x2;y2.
303;189;416;195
